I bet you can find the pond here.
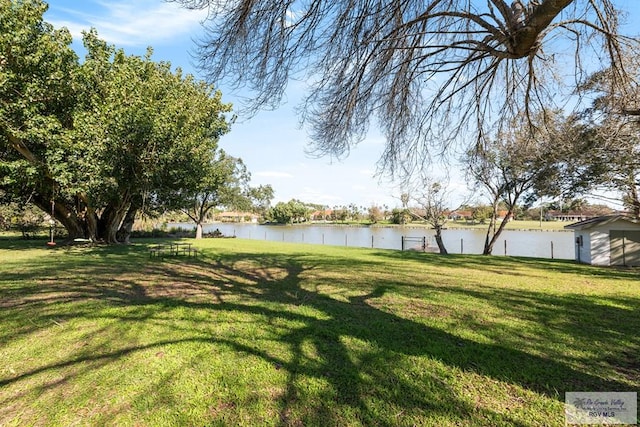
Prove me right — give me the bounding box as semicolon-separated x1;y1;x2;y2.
170;222;576;260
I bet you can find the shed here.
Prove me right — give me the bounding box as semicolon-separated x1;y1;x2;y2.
564;215;640;266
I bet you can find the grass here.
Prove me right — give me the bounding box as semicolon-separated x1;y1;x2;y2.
0;237;638;426
321;220;571;231
445;219;570;231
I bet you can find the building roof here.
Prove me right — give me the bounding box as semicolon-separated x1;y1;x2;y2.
564;214;640;231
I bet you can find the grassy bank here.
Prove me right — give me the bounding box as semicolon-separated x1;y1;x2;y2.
312;220;571;231
445;219;571;231
1;237;638;426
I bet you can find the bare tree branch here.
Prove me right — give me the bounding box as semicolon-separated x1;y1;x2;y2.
171;0;639;175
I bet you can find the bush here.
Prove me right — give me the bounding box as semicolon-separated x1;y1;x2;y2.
390;208;411;225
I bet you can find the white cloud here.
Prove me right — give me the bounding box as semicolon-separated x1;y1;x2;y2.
48;1;207;47
296;187;344;206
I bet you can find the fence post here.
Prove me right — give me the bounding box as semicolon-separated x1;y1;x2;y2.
371;235;374;248
551;241;554;259
504;240;507;256
422;236;426;252
401;236;405;251
460;238;463;254
345;234;348;246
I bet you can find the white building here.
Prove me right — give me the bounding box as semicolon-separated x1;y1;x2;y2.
565;215;640;267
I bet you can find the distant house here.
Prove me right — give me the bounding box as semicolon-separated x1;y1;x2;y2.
311;209;333;221
564;215;640;267
218;211;258;223
448;210;473;221
546;207;614;222
496;210;511;221
546;210;591;222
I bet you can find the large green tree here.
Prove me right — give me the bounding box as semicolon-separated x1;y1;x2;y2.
245;184;275;219
1;1;231;243
266;200;312;224
0;0;79;233
176;150;251;239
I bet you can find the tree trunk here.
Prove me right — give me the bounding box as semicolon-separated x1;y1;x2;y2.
104;210;127;244
195;222;203;239
32;194;84;241
98;196;131;244
482;213;498;255
83;206;100;242
29;185;137;244
482;199;500;255
510;0;574;58
434;226;448;255
627;184;640;220
483;211;513;255
483;233;494;255
117;204;138;244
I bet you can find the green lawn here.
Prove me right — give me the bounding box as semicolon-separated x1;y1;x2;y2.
445;219;571;231
324;219;572;231
1;237;638;426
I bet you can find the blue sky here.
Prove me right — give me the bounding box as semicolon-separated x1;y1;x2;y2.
44;0;640;209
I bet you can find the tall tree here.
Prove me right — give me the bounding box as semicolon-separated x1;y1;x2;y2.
0;1;232;242
266;199;312;224
246;185;275;220
74;33;231;243
465;112;560;255
0;0;80;235
175;151;251;239
407;177;459;254
172;0;637;174
573;59;640;218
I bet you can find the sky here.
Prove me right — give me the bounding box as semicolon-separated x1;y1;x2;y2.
44;0;640;210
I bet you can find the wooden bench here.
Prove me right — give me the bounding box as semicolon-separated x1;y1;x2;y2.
149;245;167;258
149;243;199;258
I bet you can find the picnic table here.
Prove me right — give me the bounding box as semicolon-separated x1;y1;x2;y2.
149;242;198;258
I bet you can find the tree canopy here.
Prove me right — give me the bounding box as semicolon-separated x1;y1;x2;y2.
407;177;457;254
465;111;564;254
574;60;640;217
1;0;232;242
265;199;313;224
176;150;270;239
173;0;639;176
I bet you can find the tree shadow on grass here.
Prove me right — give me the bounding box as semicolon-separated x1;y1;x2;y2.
1;246;638;425
376;249;640;280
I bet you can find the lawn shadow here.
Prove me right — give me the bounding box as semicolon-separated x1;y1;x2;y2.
374;249;640;280
1;244;638;425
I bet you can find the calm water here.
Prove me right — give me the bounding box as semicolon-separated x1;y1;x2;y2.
171;222;575;259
